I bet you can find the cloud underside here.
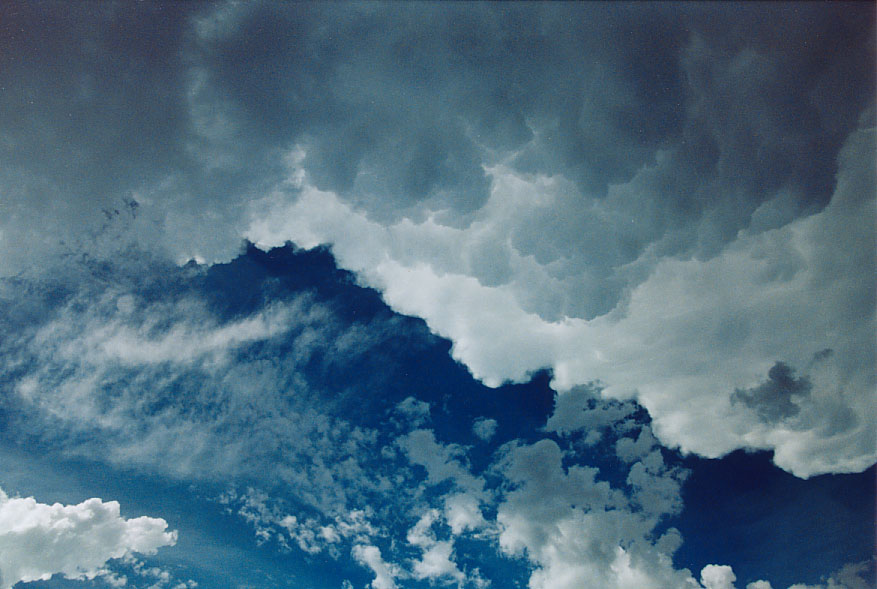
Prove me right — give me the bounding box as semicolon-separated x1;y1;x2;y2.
0;2;873;478
248;125;876;478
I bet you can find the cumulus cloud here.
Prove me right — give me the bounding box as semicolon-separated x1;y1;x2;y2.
0;4;873;587
472;418;498;442
491;437;698;589
787;560;876;589
406;510;466;585
0;486;176;588
353;544;399;589
394;397;432;429
701;565;736;589
397;429;485;495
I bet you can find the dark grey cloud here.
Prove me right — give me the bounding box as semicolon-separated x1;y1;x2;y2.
1;3;872;307
190;1;874;317
731;361;812;423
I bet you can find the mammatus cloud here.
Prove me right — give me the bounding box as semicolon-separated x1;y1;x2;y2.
0;486;177;588
0;3;873;479
0;3;873;587
249;125;876;478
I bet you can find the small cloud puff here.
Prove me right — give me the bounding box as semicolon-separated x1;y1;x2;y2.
472;417;498;442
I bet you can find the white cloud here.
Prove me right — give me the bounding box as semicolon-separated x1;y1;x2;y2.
443;493;486;535
397;429;484;494
472;418;497;442
492;438;699;589
786;559;875;589
394;397;432;428
352;544;399;589
406;510;466;585
412;541;465;584
700;565;736;589
247;124;876;478
0;486;177;589
1;270;400;515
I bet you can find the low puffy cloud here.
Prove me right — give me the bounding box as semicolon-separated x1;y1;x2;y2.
472;418;498;442
406;510;466;585
787;560;876;589
219;393;865;589
701;565;736;589
397;429;485;495
0;486;177;588
352;544;399;589
491;436;698;589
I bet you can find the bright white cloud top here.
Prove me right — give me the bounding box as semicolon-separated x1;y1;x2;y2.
248;126;876;478
0;487;177;588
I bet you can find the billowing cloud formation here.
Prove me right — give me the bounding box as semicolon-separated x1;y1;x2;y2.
250;125;876;478
0;2;873;479
0;486;176;588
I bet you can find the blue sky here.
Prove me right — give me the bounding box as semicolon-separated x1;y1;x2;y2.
0;2;874;588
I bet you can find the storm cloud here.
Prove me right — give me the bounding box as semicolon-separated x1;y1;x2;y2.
0;3;874;586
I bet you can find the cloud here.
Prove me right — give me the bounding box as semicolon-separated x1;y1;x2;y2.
0;4;873;586
0;250;418;520
394;397;432;429
216;393;865;589
443;493;487;536
491;437;698;588
406;510;466;585
0;486;177;588
249;122;876;479
0;3;872;480
787;559;876;589
397;429;485;495
701;565;736;589
352;544;399;589
472;418;498;442
730;362;811;423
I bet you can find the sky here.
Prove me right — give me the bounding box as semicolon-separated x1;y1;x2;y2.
0;2;874;588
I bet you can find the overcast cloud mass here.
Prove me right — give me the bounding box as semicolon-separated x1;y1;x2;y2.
0;2;874;588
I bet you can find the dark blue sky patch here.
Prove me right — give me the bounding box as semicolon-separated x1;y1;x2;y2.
675;450;876;588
